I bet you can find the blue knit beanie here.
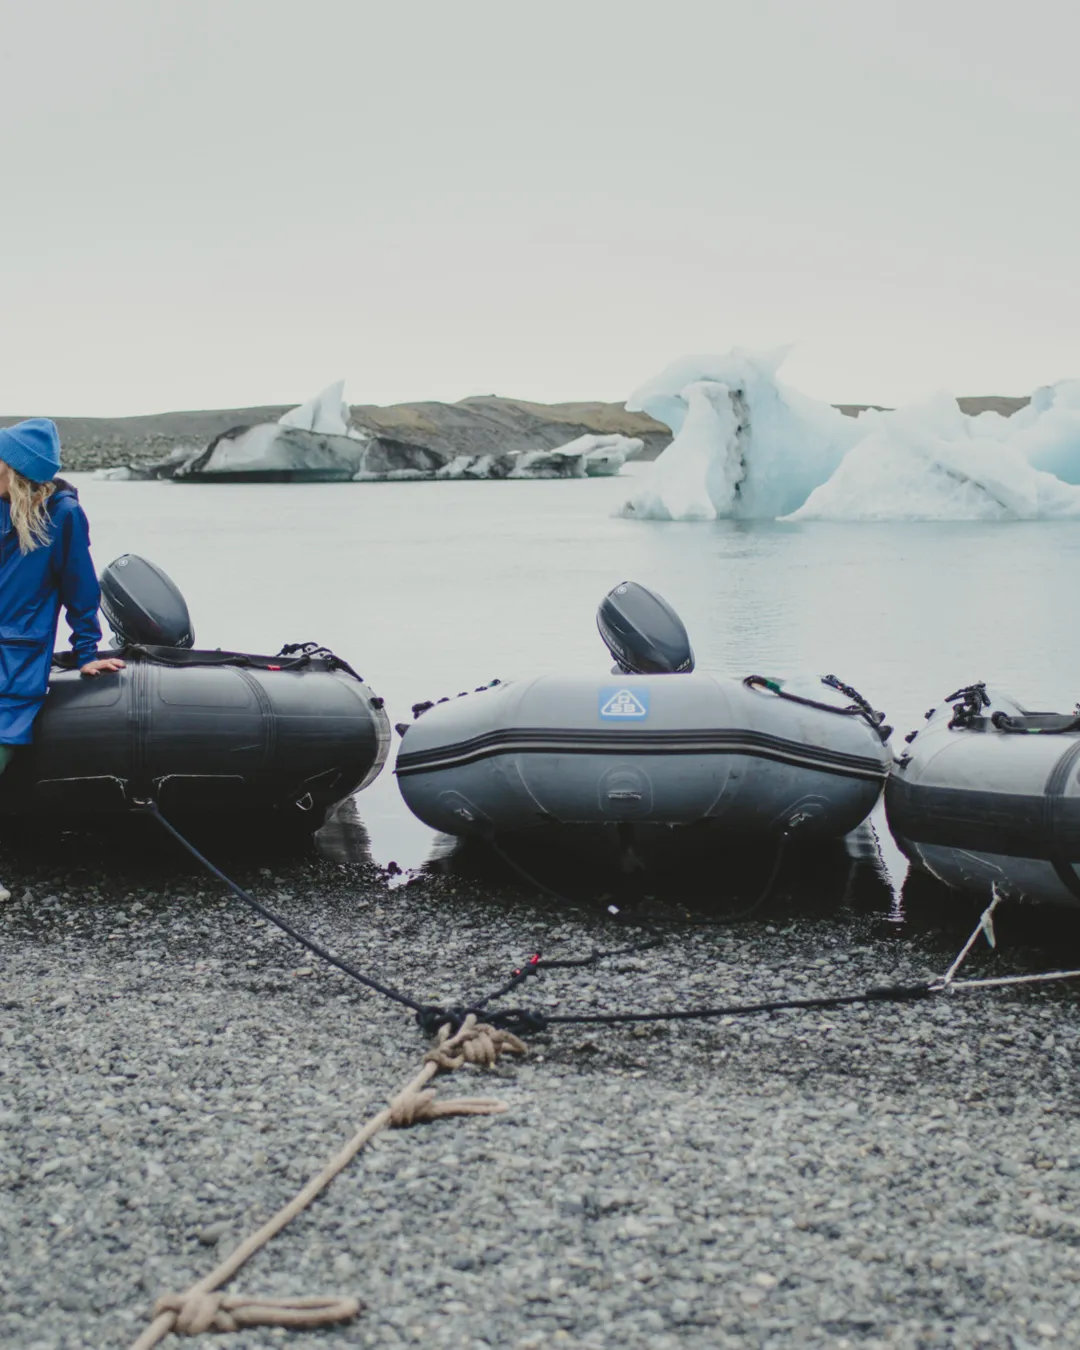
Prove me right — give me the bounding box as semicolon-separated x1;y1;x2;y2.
0;418;62;484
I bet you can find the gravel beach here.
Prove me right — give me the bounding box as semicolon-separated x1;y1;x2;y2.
3;824;1080;1350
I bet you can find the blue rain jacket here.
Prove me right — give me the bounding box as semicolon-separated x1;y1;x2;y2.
0;480;102;744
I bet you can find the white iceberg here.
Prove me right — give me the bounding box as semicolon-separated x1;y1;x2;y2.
548;433;644;477
621;347;862;520
993;379;1080;483
787;394;1080;521
277;380;362;439
622;346;1080;522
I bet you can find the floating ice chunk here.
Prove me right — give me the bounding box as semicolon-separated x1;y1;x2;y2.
786;394;1080;521
622;347;861;520
429;448;588;480
278;380;362;438
547;433;644;477
1004;379;1080;483
621;382;741;520
508;448;588;478
177;423;369;479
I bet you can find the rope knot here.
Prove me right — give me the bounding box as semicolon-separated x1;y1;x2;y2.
387;1087;441;1127
424;1013;527;1072
156;1291;229;1335
386;1083;511;1129
153;1291;361;1335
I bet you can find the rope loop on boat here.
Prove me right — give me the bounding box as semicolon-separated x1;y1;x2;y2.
744;673;891;741
274;641;366;683
946;681;991;728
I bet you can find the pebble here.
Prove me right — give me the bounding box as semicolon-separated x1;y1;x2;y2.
3;843;1080;1348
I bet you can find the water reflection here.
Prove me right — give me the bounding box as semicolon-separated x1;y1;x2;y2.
416;822;897;927
314;795;374;865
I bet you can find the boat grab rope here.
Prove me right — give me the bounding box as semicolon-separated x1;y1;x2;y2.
128;1016;525;1350
743;674;892;743
989;709;1080;735
115;641;368;684
944;683;1080;735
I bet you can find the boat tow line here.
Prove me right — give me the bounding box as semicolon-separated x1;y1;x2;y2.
139;802;1080;1039
127;812;1080;1348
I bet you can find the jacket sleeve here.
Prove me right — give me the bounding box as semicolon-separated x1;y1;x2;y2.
58;504;103;667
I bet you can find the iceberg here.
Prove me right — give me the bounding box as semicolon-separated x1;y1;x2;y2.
173;380;370;481
276;379;362;438
109;382;646;484
621;348;862;520
996;379;1080;483
622;347;1080;523
431;447;589;480
551;433;644;477
787;394;1080;521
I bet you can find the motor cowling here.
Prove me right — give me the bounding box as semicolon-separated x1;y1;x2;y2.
596;581;694;675
99;554;194;649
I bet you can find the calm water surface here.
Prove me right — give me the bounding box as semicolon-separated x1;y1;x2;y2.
69;470;1080;878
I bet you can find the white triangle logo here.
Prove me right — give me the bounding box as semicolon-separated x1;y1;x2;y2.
601;688;648;718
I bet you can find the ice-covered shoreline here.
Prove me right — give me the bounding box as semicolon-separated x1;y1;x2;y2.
0;390;1033;478
0;394;672;477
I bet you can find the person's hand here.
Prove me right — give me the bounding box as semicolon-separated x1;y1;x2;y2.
80;657;127;677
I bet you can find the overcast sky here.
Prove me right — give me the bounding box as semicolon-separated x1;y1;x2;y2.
1;0;1077;415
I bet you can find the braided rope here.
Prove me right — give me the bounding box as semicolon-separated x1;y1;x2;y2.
129;1016;525;1348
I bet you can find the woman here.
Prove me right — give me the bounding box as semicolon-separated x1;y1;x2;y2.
0;417;124;897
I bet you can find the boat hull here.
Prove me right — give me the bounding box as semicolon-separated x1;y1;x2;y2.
887;690;1080;908
0;647;390;824
396;672;891;872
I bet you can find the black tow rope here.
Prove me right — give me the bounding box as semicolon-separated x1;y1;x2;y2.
139;801;428;1016
140;801;938;1039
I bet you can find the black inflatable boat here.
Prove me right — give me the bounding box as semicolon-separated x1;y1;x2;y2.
0;556;389;824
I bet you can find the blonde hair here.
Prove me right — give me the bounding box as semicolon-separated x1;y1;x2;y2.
7;469;56;554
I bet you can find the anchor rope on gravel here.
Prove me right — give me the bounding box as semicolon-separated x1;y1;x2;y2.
141;802;428;1016
144;803;1080;1042
128;1015;526;1349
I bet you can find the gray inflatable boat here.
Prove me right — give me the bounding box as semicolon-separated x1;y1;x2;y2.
888;683;1080;908
397;583;892;874
397;671;891;871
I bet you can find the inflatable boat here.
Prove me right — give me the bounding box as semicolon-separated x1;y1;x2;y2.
887;683;1080;909
396;583;892;874
0;556;389;824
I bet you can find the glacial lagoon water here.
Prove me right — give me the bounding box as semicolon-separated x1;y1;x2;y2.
69;469;1080;884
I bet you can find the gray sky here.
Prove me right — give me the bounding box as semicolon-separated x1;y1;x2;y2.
2;0;1077;414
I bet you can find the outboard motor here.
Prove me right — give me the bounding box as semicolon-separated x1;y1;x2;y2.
596;581;694;674
99;555;194;649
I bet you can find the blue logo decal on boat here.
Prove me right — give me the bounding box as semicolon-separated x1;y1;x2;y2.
599;687;649;720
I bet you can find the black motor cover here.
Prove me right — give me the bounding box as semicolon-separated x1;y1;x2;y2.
596;581;695;674
100;555;194;648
